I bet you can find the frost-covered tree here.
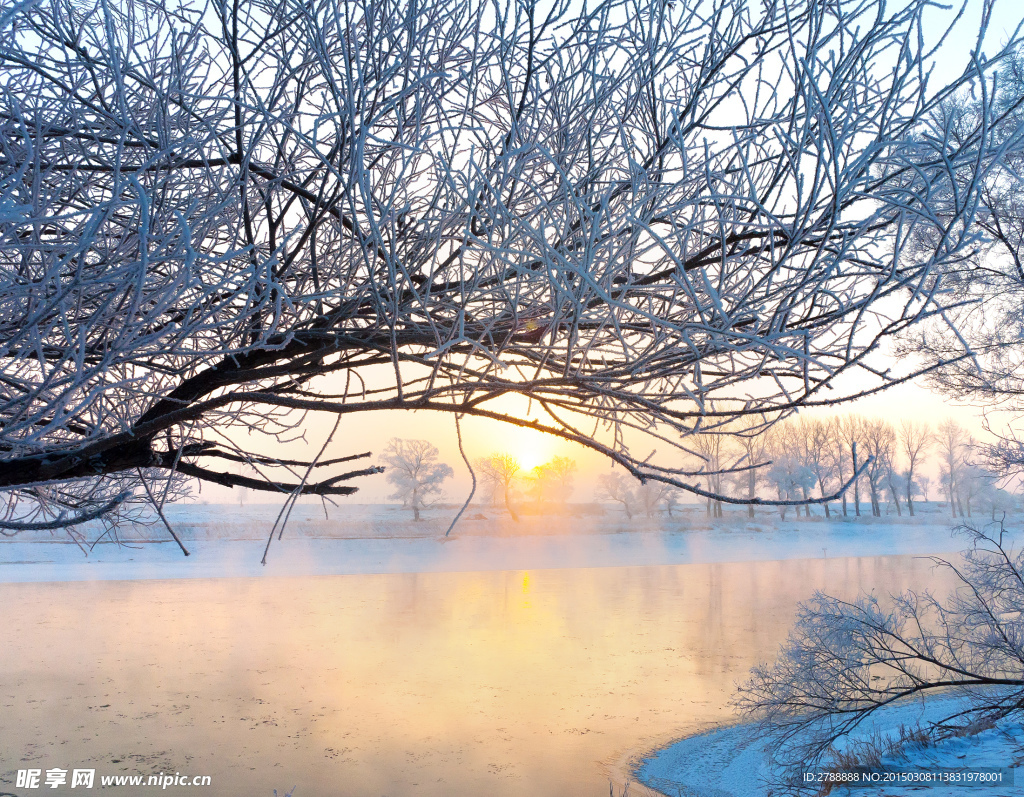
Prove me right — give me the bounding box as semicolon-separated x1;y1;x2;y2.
731;417;772;518
635;480;679;518
765;423;817;520
958;462;1001;519
380;439;453;520
898;51;1024;477
937;418;971;517
692;432;730;518
1;0;1021;535
899;420;933;517
860;418;897;517
796;418;837;518
738;520;1024;794
836;415;866;517
598;472;636;519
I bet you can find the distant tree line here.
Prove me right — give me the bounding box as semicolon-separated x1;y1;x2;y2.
383;413;1019;522
581;413;1015;521
718;415;1015;521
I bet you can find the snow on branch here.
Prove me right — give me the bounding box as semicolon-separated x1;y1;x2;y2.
1;0;1022;522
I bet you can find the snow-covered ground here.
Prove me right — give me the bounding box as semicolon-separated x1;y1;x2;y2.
0;502;970;583
638;693;1024;796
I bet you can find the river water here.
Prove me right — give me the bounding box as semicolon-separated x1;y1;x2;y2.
0;554;954;796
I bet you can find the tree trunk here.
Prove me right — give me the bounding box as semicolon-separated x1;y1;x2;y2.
505;487;520;522
748;470;755;518
852;443;861;516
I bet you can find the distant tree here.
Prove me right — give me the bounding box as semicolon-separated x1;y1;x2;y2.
917;474;932;504
765;423;817;521
959;462;1000;519
837;415;865;517
982;484;1018;519
861;419;897;517
477;453;522;521
824;419;848;517
732;417;772;519
898;420;933;517
524;465;556;506
937;419;970;518
883;452;903;517
635;481;680;518
598;472;636;519
380;439;453;521
692;433;729;518
664;490;681;518
798;418;836;518
526;456;578;508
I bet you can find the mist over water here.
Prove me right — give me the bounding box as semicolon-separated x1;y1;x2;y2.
0;555;954;796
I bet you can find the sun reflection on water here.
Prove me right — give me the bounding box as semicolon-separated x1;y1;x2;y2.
0;556;954;797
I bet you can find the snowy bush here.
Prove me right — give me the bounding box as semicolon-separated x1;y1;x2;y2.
738;519;1024;793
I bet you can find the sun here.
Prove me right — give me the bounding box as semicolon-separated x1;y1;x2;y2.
515;447;545;473
510;429;555;472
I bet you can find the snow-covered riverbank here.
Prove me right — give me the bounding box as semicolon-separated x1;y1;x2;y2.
637;692;1024;796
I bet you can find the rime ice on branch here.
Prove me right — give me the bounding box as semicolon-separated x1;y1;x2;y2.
1;0;1022;528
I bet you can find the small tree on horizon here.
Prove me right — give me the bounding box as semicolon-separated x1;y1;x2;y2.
598;472;637;519
477;453;522;521
524;455;578;510
899;420;933;517
380;439;453;521
938;418;970;518
546;457;578;506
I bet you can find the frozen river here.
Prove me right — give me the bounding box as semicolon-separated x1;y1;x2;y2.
0;550;956;796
